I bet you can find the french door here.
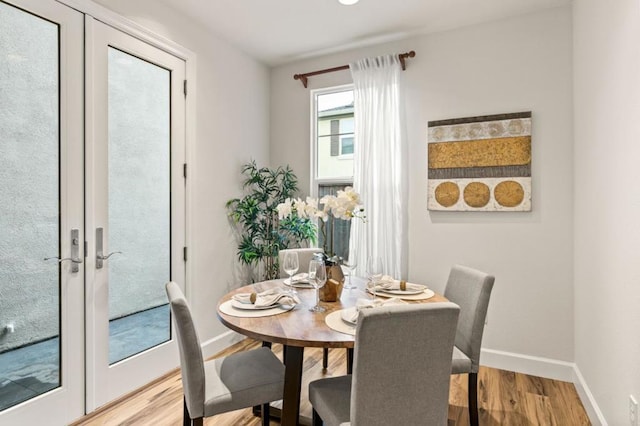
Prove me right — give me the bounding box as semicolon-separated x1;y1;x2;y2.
0;1;186;423
85;17;185;411
0;0;84;424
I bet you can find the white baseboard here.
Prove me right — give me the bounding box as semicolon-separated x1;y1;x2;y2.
480;348;575;382
480;348;607;425
200;330;245;359
572;365;608;426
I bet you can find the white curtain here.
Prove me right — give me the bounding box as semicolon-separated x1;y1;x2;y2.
349;54;407;279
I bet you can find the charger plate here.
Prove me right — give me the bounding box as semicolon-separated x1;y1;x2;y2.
325;310;356;336
219;300;295;318
367;288;436;301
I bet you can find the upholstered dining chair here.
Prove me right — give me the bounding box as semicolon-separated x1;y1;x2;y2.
165;281;285;426
278;247;334;368
309;302;460;426
278;247;324;279
444;265;495;426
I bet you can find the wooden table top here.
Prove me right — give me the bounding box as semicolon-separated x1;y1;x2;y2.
216;277;447;349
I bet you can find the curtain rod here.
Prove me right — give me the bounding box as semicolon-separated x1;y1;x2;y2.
293;50;415;88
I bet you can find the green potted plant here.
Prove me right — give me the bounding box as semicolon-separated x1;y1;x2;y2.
226;161;316;281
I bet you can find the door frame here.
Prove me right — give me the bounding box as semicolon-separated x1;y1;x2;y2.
73;0;195;415
68;0;195;413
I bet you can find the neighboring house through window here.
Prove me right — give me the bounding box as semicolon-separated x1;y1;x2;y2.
312;85;354;260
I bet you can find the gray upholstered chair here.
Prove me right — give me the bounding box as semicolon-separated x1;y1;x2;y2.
444;265;495;426
309;302;460;426
278;247;324;278
165;281;285;426
278;247;334;368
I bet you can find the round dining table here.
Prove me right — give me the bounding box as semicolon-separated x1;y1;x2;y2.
216;276;447;426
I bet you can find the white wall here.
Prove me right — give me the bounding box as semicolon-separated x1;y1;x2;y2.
92;0;271;345
573;0;640;424
271;7;574;362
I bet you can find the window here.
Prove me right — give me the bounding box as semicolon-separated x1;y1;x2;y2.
340;135;354;156
312;86;354;259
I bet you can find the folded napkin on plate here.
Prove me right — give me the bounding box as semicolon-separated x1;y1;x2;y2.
289;272;309;283
232;288;300;308
370;275;424;292
344;297;408;323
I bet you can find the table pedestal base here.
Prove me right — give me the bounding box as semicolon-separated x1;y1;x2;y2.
281;345;305;425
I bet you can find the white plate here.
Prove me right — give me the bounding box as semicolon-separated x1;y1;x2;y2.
340;307;358;325
231;299;280;310
284;273;311;287
374;283;426;295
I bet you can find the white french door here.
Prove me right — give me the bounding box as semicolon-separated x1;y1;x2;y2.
0;0;84;424
0;1;187;423
85;18;186;410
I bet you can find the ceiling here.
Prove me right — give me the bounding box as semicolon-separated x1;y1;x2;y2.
157;0;571;66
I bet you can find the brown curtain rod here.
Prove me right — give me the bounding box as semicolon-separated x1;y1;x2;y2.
293;50;415;88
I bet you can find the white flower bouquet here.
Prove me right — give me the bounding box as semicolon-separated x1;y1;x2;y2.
277;187;365;258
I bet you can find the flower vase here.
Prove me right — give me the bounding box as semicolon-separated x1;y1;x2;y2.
319;264;344;302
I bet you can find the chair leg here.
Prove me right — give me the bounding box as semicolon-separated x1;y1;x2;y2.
323;348;329;369
312;408;323;426
193;418;203;426
254;342;273;419
261;402;270;426
468;372;479;426
183;397;190;426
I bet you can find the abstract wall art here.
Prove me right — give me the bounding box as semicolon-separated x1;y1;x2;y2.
427;111;532;211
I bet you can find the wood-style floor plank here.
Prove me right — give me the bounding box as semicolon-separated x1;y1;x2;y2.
72;339;591;426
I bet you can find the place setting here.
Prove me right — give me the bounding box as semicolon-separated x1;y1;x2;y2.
283;272;314;288
367;275;435;301
218;288;301;318
325;297;408;335
282;250;316;288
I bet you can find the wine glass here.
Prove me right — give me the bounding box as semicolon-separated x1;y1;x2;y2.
308;259;327;313
342;253;357;290
283;251;299;285
366;256;383;299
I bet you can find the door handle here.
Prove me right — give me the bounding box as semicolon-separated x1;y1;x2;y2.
44;229;82;273
97;251;122;261
96;227;122;269
44;256;83;263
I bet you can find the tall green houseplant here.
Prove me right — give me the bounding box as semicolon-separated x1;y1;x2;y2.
226;161;316;281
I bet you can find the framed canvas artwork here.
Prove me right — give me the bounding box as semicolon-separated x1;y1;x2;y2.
427;111;532;212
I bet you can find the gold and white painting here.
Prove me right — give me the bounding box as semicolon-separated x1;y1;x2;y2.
427;112;532;211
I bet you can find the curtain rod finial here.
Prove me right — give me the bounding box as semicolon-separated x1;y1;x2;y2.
399;51;416;71
293;74;308;88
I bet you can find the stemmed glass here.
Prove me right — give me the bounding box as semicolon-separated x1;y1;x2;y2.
283;251;299;285
342;253;357;290
308;259;327;313
366;256;383;299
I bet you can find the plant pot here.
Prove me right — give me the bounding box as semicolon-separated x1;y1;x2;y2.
319;264;344;302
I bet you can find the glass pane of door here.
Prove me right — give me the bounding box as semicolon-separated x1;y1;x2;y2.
107;47;171;364
0;1;60;410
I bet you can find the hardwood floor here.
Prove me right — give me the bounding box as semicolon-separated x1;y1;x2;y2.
73;339;591;426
